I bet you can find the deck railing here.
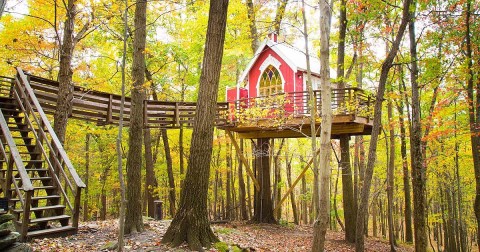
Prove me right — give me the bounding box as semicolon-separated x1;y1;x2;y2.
230;88;373;124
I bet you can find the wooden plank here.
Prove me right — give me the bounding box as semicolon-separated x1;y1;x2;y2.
273;147;321;213
225;130;260;191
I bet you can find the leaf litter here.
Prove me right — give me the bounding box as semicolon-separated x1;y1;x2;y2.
29;219;414;251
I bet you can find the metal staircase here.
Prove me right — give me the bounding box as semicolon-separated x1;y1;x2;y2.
0;70;85;241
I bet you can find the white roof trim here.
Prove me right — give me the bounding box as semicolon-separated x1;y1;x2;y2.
238;39;298;85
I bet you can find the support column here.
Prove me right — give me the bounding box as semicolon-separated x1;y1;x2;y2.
252;138;276;223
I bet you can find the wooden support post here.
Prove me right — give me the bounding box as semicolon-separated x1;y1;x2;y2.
273;147;321;213
20;190;32;242
72;186;82;228
143;100;148;128
174;103;180;127
107;94;113;124
225;130;260;191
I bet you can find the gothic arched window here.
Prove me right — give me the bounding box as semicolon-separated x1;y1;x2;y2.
259;65;282;96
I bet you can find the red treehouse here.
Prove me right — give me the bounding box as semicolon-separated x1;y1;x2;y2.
224;35;373;139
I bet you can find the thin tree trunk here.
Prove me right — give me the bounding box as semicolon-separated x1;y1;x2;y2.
84;133;90;221
274;139;285;220
162;129;176;217
286;156;299;224
245;0;258;53
238;139;248;220
387;100;396;251
161;0;229;248
273;0;288;35
397;65;413;243
144;70;160;218
408;2;427;251
116;3;128;250
312;0;332;250
336;0;356;241
301;174;308;225
355;0;412;249
226;142;232;220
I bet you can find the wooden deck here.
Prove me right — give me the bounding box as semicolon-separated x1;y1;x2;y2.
220;88;373;139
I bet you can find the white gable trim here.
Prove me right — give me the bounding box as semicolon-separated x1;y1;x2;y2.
259;54;281;72
237;39;298;85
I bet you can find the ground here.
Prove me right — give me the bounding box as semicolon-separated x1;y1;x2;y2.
30;219;414;251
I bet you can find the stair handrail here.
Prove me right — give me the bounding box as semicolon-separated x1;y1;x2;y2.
15;67;86;189
9;84;75;212
0;110;34;202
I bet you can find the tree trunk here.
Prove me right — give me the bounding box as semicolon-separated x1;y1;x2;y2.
245;0;258;53
124;0;147;234
387;100;396;251
226;142;232;220
336;0;356;242
54;0;76;144
355;0;411;250
286;156;299;225
237;139;249;220
162;129;176;217
252;138;276;223
312;0;332;250
301;174;308;225
273;0;288;35
408;2;427;251
464;1;480;250
273;139;285;220
144;128;159;218
397;67;413;243
83;133;90;221
161;0;229;248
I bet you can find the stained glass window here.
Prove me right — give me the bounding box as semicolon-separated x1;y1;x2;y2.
259;65;282;96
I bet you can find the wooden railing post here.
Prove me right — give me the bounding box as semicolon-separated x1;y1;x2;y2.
72;186;82;228
5;153;13;199
20;191;32;242
143;100;148;128
174;103;180;127
107;94;113;124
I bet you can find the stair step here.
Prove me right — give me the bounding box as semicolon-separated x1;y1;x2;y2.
0;108;19;112
8;128;32;132
26;226;76;240
12;136;32;140
15;176;51;181
29;214;71;224
18;151;40;155
23;160;45;163
13;204;65;213
10;185;55;191
10;195;60;202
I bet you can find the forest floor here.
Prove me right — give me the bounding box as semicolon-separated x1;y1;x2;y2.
29;219;414;251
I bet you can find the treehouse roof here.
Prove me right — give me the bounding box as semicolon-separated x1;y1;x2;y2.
238;39;336;85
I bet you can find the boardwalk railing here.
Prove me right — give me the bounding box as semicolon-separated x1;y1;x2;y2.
23;74;230;128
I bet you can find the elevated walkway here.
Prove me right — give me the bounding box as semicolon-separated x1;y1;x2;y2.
0;67;374;240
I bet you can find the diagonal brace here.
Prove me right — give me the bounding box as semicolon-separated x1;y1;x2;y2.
226;130;261;191
273;147;321;213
